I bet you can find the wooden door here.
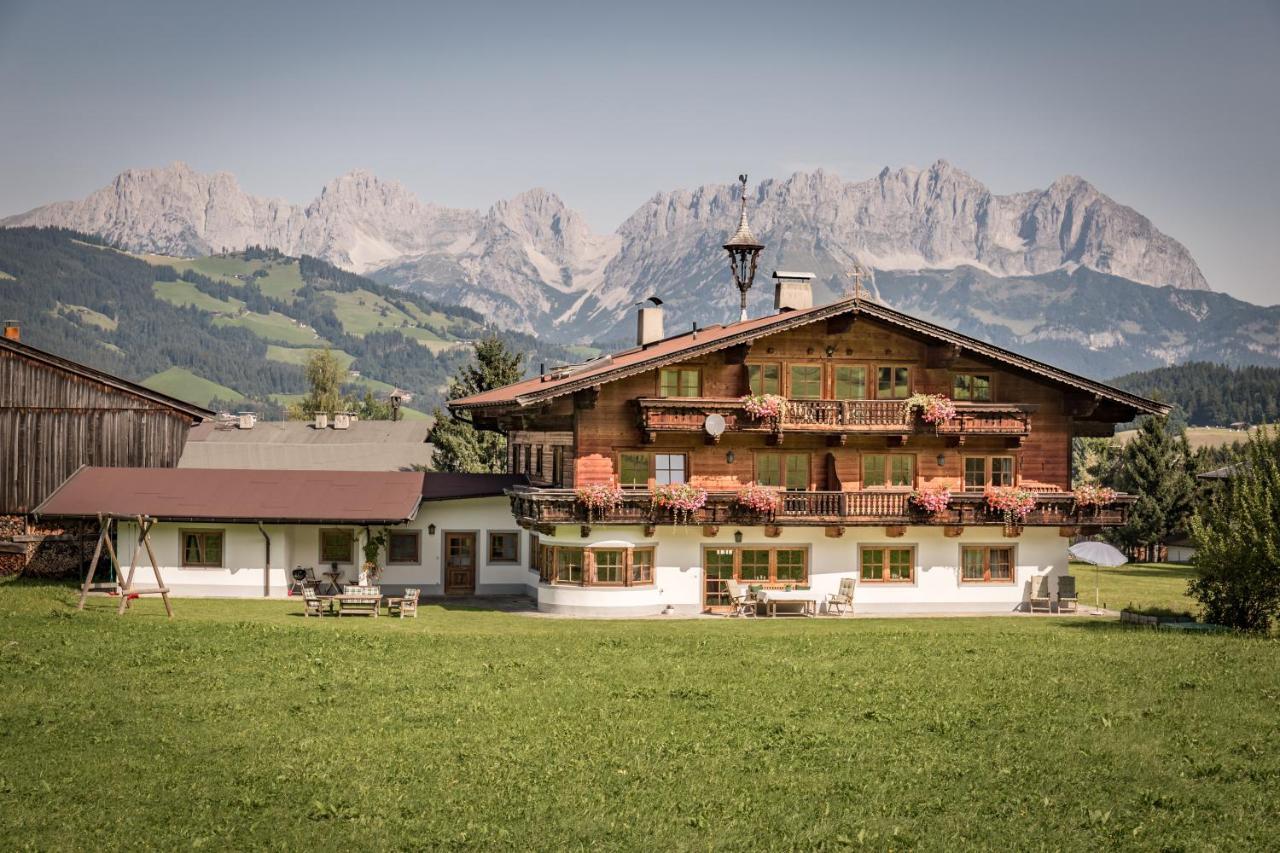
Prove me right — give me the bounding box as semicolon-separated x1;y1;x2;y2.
444;532;476;595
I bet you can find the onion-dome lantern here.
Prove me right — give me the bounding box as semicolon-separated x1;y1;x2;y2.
723;174;764;323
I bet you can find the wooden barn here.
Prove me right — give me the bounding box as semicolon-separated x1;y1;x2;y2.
0;324;211;573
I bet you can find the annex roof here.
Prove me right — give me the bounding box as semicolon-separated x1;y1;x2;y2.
448;297;1169;417
180;420;434;471
35;467;426;524
421;473;528;501
0;336;212;422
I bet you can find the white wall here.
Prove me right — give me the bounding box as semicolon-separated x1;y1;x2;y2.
535;524;1068;616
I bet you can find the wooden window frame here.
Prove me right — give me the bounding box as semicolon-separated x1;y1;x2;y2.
787;363;823;400
591;548;626;586
618;451;650;488
747;362;782;396
862;453;916;490
529;534;541;574
858;544;917;584
551;446;565;487
180;528;225;568
653;452;687;486
962;455;1018;490
755;452;810;490
658;367;701;398
832;363;869;400
959;544;1017;584
386;529;421;565
535;446;544;478
319;528;355;565
630;547;655;585
487;530;521;565
699;545;811;586
875;364;912;400
543;543;658;588
953;372;994;402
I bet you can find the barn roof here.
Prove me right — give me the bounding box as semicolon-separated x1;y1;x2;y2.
0;336;212;421
448;297;1169;418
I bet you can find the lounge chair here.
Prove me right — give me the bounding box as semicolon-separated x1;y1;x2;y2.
724;579;757;618
1028;575;1053;614
826;577;855;616
388;588;419;619
1057;575;1078;613
302;585;327;618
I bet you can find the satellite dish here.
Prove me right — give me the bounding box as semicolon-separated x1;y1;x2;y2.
704;413;726;437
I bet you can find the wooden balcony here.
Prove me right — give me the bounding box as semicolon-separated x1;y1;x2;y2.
508;487;1132;529
636;397;1032;442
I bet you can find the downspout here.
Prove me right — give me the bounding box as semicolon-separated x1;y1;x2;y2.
257;522;271;598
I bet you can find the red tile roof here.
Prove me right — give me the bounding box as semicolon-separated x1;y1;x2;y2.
448;297;1168;416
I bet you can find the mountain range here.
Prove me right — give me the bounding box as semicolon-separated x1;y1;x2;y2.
5;160;1277;376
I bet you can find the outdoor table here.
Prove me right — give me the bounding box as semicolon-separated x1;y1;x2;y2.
756;589;817;617
321;570;344;595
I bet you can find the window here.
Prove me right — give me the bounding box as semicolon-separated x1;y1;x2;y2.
860;546;915;582
523;445;532;476
739;549;771;581
387;530;420;564
964;456;1016;489
631;548;654;584
775;549;806;582
594;549;624;585
535;447;544;478
620;452;649;487
552;446;565;487
488;531;520;564
748;363;781;396
319;528;354;564
654;453;686;485
876;366;911;399
530;534;541;574
864;454;913;488
961;546;1015;583
659;368;700;397
700;546;810;588
556;547;584;584
181;530;223;567
953;373;992;402
757;453;808;490
834;365;867;399
789;364;822;399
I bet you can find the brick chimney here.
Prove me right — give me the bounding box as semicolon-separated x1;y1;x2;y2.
772;272;814;312
2;321;19;342
636;298;665;346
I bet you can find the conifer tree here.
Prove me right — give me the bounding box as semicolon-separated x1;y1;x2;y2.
428;336;524;473
1188;427;1280;631
1115;416;1195;561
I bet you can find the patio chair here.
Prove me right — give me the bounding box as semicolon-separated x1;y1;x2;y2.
388;588;420;619
725;579;757;618
826;577;855;616
1057;575;1078;614
1028;575;1053;614
290;566;318;596
302;585;327;618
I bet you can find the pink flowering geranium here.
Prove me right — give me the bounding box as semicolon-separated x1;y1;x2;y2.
575;482;624;521
903;393;958;425
741;393;785;423
909;483;952;514
735;484;781;515
650;482;708;525
984;485;1037;527
1073;484;1119;509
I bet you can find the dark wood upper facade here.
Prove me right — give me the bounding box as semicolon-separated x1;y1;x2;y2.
0;337;211;514
452;299;1163;530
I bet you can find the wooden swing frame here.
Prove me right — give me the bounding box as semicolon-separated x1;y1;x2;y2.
76;513;173;617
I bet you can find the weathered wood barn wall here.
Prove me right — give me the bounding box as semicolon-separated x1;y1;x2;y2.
0;330;210;573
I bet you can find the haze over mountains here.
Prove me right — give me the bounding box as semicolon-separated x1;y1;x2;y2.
5;160;1277;376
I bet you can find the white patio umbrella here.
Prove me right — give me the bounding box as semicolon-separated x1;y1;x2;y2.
1068;540;1128;615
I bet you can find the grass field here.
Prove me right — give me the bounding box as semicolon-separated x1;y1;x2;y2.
265;344;356;369
152;280;243;314
138;254;306;300
142;366;240;407
1075;561;1199;615
212;311;319;346
55;302;118;331
1115;425;1259;451
1;581;1277;850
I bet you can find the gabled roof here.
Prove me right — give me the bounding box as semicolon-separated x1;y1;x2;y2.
0;336;212;422
448;297;1169;416
180;420;434;471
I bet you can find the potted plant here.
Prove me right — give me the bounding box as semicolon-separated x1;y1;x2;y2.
360;529;386;585
741;393;785;429
983;485;1037;532
650;482;708;525
735;484;781;517
908;483;952;516
1073;484;1119;515
902;393;958;426
575;482;624;522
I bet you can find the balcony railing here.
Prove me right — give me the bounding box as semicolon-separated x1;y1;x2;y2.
509;487;1132;528
636;397;1032;439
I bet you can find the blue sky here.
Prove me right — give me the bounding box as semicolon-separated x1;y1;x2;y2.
1;0;1277;303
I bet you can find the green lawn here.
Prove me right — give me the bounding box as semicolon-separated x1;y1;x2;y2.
55;302;118;331
152;280;243;313
1072;561;1199;615
213;311;318;345
265;344;355;369
141;366;239;407
1;582;1277;849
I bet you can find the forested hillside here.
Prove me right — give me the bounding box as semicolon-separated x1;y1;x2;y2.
0;228;578;414
1109;362;1280;426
